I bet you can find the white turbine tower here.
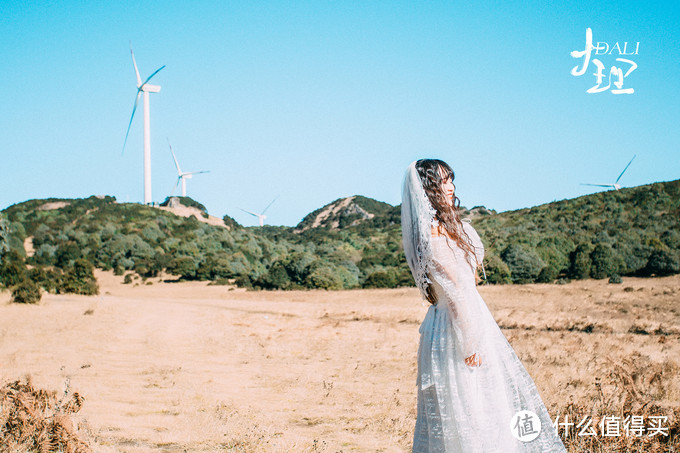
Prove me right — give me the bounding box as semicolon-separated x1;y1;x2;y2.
122;42;165;205
168;140;209;197
581;155;636;191
240;196;279;227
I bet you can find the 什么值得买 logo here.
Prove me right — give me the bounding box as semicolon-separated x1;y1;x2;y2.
570;28;639;94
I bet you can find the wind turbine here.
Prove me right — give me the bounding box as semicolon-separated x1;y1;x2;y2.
168;139;209;197
240;196;279;227
581;155;636;191
122;42;165;205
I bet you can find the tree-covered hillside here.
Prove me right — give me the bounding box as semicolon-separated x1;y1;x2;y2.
1;180;678;303
0;195;408;301
473;180;680;283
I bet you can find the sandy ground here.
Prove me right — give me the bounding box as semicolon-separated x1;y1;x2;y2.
1;272;679;452
158;205;227;229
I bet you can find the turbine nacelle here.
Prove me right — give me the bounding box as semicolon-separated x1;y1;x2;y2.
581;155;635;192
168;139;210;197
240;196;279;227
581;183;622;190
140;84;161;93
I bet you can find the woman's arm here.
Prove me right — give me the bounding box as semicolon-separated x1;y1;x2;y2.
430;242;483;367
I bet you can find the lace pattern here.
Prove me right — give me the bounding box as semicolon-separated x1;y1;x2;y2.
401;161;437;301
412;223;567;452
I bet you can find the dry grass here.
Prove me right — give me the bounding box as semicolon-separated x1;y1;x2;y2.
553;353;680;452
0;272;678;451
0;376;91;452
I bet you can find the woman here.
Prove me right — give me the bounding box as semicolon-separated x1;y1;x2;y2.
402;159;566;452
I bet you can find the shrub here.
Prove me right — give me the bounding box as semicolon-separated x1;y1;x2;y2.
608;274;623;284
12;279;41;304
141;225;164;242
226;252;251;277
501;244;544;284
621;244;652;275
645;249;680;276
32;243;58;266
0;214;9;260
166;256;197;280
256;261;292;290
28;266;63;294
306;264;344;290
536;263;560;283
222;214;241;229
660;230;680;250
363;270;397;288
234;274;253;289
569;243;593;280
590;243;623;279
483;254;512;284
0;250;27;287
55;241;82;268
283;252;315;285
60;259;99;295
333;261;361;288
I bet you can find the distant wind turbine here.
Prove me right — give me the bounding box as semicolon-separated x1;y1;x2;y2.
168;139;209;197
240;196;279;227
581;155;636;191
122;42;165;205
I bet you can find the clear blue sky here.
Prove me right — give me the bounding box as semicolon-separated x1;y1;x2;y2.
1;1;678;226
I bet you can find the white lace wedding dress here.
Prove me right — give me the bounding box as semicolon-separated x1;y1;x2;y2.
412;221;567;452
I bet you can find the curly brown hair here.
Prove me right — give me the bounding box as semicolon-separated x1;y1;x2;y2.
415;158;476;304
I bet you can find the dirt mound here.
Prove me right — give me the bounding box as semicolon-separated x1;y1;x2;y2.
158;199;227;229
38;201;70;211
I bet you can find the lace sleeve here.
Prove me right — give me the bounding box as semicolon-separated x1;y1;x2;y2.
429;240;482;359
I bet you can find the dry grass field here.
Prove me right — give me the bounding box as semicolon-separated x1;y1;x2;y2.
1;271;679;452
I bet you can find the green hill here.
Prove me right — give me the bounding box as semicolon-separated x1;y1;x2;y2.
295;195;396;231
472;180;680;283
1;180;678;301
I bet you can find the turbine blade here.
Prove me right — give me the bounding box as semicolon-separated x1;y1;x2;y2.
170;177;181;196
122;91;142;155
168;139;181;174
580;183;613;188
615;154;636;184
142;65;166;87
240;208;259;217
185;170;209;175
261;195;279;215
129;41;142;86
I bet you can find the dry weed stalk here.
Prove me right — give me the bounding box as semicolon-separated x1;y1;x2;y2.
555;353;680;452
0;376;91;452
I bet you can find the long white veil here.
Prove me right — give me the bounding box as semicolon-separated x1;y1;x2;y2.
401;161;436;301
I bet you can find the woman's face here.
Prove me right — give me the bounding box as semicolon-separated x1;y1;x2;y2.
439;166;455;206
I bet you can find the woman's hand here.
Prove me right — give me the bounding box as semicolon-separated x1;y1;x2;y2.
465;353;482;367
